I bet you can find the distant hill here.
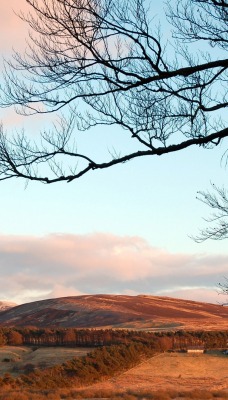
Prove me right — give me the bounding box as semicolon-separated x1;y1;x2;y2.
0;294;227;330
0;301;17;312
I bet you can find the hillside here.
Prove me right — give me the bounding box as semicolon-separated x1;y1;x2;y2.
0;294;227;330
0;301;17;312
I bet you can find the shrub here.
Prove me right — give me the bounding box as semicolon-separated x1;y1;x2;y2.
7;331;23;346
23;363;36;374
212;391;228;399
185;390;213;399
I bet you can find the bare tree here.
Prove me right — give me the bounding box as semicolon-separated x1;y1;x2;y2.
217;279;228;305
194;184;228;302
194;184;228;242
218;277;228;304
0;0;227;183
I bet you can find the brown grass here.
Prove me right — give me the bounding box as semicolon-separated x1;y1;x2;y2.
0;346;92;376
0;348;227;399
0;387;227;399
1;295;227;330
74;352;228;394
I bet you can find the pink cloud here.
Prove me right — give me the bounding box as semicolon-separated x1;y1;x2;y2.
155;288;223;305
0;233;227;304
48;284;85;299
0;1;28;53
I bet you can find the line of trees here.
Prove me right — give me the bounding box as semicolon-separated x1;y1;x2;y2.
0;327;227;350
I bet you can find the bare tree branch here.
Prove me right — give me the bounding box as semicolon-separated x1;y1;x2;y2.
193;184;228;241
218;277;228;305
0;0;227;183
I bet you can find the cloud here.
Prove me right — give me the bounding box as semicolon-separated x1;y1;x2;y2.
0;0;31;54
0;232;227;305
155;287;222;305
48;284;85;299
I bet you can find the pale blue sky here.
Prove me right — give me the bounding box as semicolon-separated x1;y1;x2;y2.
0;0;227;304
0;112;227;256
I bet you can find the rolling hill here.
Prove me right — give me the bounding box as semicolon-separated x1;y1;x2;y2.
0;294;227;330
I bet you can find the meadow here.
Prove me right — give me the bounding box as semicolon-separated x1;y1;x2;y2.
81;351;228;394
0;346;227;399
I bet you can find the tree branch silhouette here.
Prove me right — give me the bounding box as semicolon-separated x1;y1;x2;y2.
0;0;227;183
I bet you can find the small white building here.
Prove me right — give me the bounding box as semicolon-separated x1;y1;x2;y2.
187;346;205;353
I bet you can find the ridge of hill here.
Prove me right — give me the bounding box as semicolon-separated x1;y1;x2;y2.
0;301;17;312
0;294;227;330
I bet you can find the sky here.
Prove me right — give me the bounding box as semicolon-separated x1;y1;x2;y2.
0;0;227;305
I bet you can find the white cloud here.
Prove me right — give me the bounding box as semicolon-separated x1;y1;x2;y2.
0;233;226;304
156;287;224;305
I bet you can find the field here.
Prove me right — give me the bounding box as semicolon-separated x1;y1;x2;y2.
0;347;227;399
79;351;228;394
0;345;92;375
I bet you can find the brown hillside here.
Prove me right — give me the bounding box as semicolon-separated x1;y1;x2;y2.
0;294;227;330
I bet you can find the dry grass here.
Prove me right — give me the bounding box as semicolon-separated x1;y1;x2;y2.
76;352;228;394
1;295;227;330
0;348;227;398
0;388;227;400
0;346;92;376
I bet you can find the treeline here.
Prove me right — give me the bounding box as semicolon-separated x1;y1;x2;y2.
0;327;227;350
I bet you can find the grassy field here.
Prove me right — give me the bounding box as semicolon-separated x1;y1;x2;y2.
78;351;228;394
0;345;92;375
0;349;227;399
